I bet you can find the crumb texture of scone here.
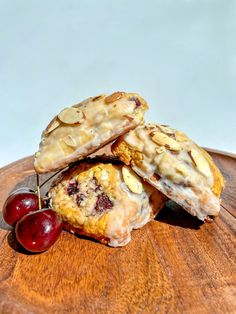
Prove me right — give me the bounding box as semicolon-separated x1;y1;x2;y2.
48;160;166;247
112;124;225;221
34;92;148;173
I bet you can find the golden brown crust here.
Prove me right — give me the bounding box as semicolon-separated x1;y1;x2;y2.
112;137;136;165
149;189;167;217
198;147;225;197
63;222;110;245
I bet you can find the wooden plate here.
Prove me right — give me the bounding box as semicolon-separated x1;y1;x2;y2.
0;150;235;313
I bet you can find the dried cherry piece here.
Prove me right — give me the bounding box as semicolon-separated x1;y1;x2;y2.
95;193;113;214
67;180;79;195
76;193;86;206
95;184;102;192
129;96;141;108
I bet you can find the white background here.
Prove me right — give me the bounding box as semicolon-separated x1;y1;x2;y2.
0;0;235;167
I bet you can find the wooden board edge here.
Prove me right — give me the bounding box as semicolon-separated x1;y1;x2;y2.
0;155;33;174
203;147;236;159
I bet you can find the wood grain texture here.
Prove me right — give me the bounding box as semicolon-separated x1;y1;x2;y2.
0;151;235;314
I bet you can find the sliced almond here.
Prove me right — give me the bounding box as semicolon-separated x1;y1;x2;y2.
158;125;175;135
151;132;182;152
123;115;134;121
176;164;189;177
122;166;143;194
58;107;85;124
105;91;124;104
189;149;211;177
156;146;166;154
63;135;77;147
92;95;103;102
45;117;60;135
125;135;143;152
175;131;188;142
157;153;173;173
94;111;107;123
59;138;75;155
72;97;92;108
146;123;157;130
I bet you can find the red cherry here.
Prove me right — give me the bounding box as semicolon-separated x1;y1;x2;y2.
15;209;63;253
3;192;40;226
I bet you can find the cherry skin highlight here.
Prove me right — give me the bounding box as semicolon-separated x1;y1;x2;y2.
3;191;40;226
15;209;63;253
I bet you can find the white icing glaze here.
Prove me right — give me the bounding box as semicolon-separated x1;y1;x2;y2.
49;162;159;247
119;124;220;221
35;93;147;173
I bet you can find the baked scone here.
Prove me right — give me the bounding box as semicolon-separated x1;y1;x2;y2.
34;92;148;173
48;158;166;247
112;124;225;221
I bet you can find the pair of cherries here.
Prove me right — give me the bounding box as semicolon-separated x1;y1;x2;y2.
2;188;62;252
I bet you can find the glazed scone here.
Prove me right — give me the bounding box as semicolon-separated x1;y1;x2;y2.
112;124;225;221
48;159;166;247
34;92;148;173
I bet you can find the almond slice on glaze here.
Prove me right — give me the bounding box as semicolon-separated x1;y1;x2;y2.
92;95;103;102
45;117;60;135
58;107;85;124
123;115;134;121
158;125;175;135
105;91;124;104
189;149;212;177
63;135;77;147
122;166;143;194
176;164;189;177
151;132;182;152
145;124;156;132
175;131;188;142
156;146;166;154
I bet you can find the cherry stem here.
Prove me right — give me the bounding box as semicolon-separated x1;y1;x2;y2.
34;167;67;208
36;174;42;210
